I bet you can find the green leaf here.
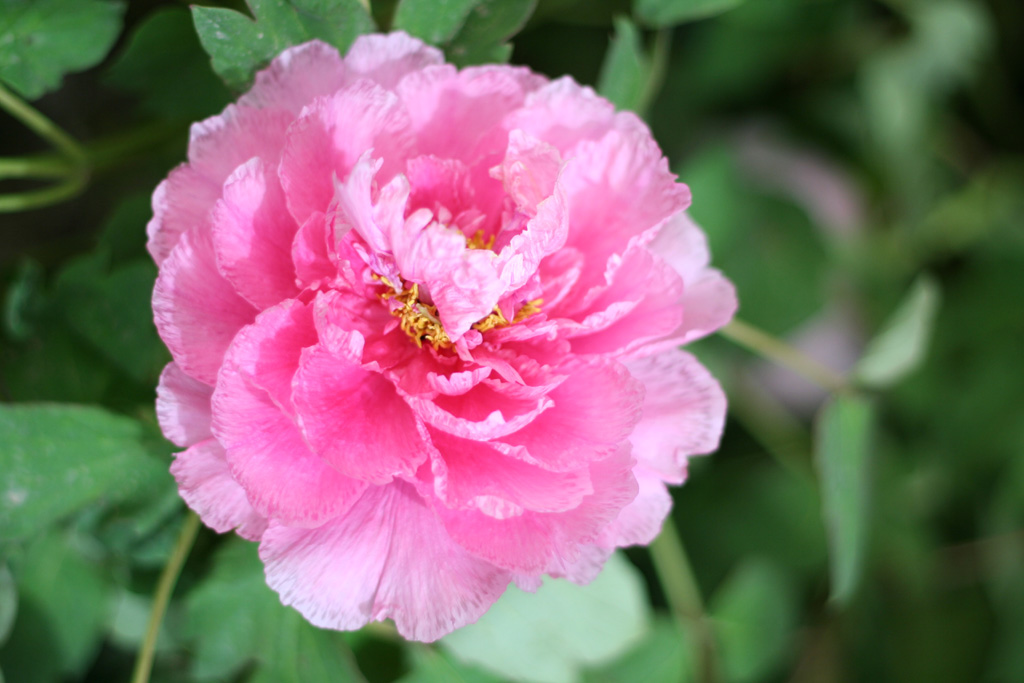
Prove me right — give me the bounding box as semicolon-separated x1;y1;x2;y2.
394;0;481;45
104;6;231;120
184;539;365;682
441;553;650;683
597;17;650;113
0;0;124;99
54;254;169;386
0;404;170;541
635;0;746;27
0;565;15;646
446;0;536;67
192;0;375;91
401;644;502;683
815;394;875;605
0;531;110;678
855;275;941;389
710;559;797;683
585;617;697;683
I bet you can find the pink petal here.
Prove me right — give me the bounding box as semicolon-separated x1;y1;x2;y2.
647;212;710;283
436;446;637;574
171;438;267;541
156;362;213;448
402;379;554;441
224;298;317;412
344;32;445;88
292;334;430;485
240;40;348;114
278;81;415;224
147;106;293;265
562;244;684;356
677;269;738;344
213;305;367;526
212;158;299;309
507;77;620;154
646;212;738;344
397;65;537;162
625;349;727;483
559;128;690;295
494;130;563;215
498;358;644;471
260;481;510;642
596;467;672;548
429;430;593;516
291;211;335;289
152;226;257;385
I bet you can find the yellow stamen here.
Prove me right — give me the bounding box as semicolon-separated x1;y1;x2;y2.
466;229;496;251
375;274;541;350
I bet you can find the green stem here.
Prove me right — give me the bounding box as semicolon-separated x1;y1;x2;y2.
0;173;87;212
0;154;76;180
720;319;848;394
0;81;86;164
131;512;201;683
651;516;719;683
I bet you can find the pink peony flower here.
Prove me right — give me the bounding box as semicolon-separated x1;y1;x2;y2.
152;32;736;642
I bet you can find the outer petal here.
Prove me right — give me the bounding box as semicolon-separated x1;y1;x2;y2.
260;481;510;642
505;77;620;153
156;362;213;448
212;158;299;309
648;212;738;344
153;226;257;385
147;106;293;265
171;438;268;541
397;64;539;162
343;32;445;88
596;467;672;548
558;128;690;296
240;40;348;113
626;349;727;483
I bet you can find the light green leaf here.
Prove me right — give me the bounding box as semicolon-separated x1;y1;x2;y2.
597;17;650;114
446;0;536;67
0;532;110;678
856;275;941;389
0;565;15;646
192;0;375;91
0;0;124;99
635;0;746;27
104;6;231;120
394;0;481;45
710;560;797;683
815;394;876;605
585;617;697;683
442;553;651;683
0;404;170;541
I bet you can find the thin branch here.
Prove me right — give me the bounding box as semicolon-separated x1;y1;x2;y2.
131;512;201;683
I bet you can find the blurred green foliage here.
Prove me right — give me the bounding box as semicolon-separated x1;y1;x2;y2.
1;0;1022;681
